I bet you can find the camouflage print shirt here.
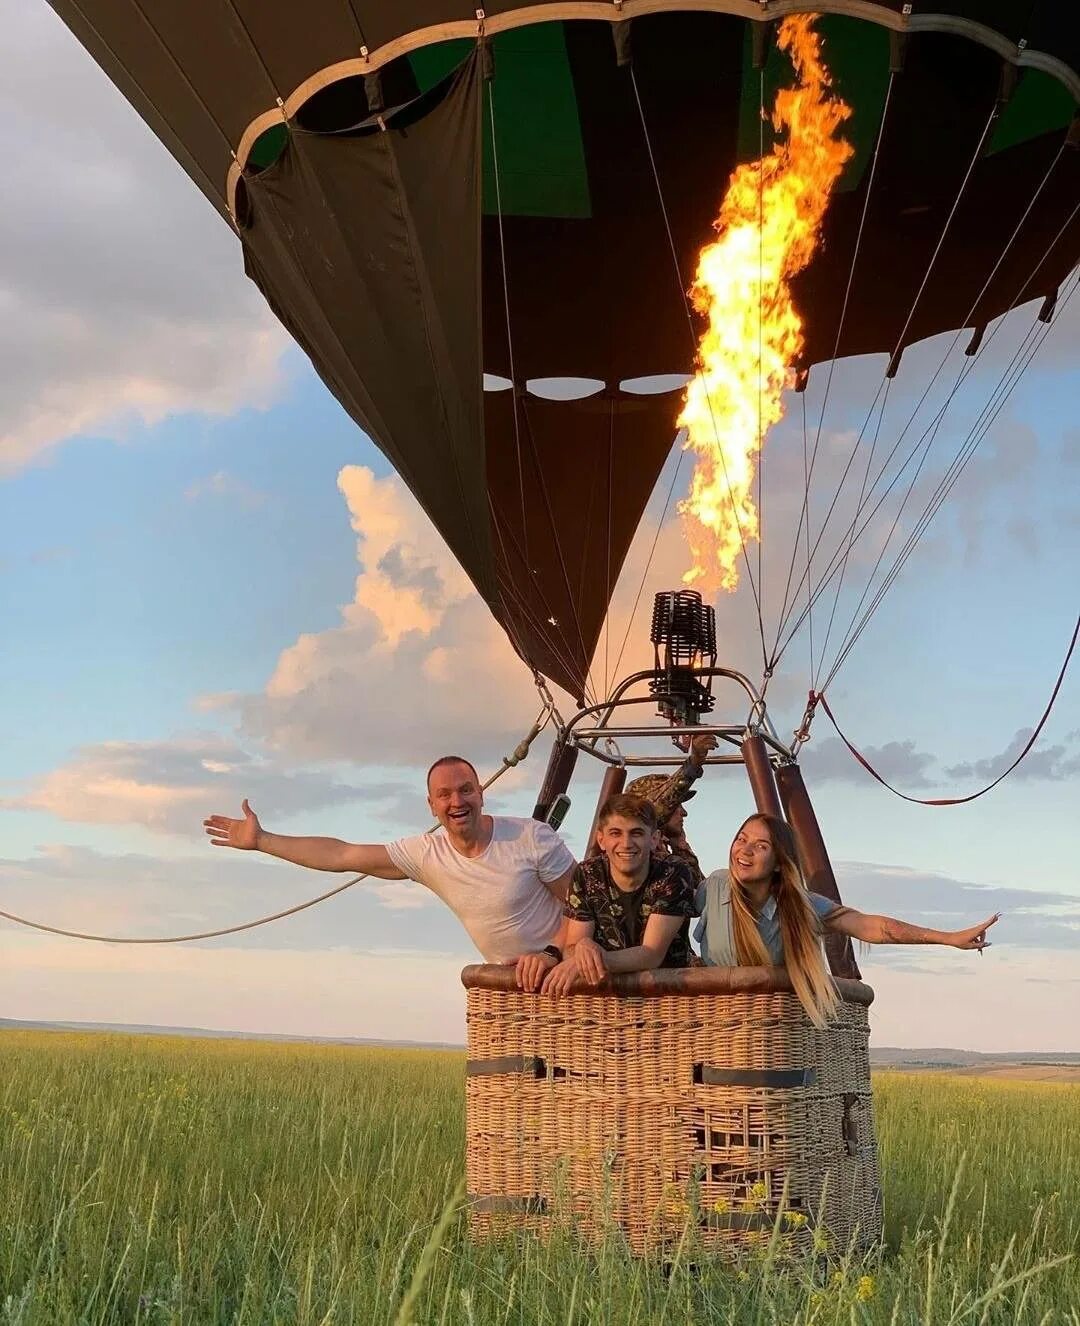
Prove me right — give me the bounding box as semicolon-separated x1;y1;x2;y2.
564;856;697;968
663;837;703;886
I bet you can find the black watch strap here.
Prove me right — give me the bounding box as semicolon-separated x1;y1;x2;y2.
542;944;562;962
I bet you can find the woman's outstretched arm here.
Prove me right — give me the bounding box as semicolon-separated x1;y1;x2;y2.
824;906;1000;951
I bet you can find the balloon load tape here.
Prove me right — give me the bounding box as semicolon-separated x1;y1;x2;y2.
649;590;717;725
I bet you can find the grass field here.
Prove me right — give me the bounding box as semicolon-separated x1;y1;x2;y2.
1;1031;1077;1324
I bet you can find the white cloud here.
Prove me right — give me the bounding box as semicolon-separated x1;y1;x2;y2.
0;6;289;473
1;845;1077;1048
835;860;1080;952
802;736;937;788
945;727;1080;784
0;843;452;950
6;736;370;835
231;465;548;766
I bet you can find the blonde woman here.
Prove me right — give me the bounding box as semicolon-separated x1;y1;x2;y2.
695;815;999;1026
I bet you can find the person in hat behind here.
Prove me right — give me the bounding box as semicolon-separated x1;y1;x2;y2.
625;732;718;885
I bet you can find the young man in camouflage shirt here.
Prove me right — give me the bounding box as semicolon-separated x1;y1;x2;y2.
541;793;697;995
625;732;717;885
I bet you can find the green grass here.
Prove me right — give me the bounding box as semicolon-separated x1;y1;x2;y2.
1;1031;1077;1324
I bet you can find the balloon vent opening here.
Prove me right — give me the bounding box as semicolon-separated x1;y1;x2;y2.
649;590;717;725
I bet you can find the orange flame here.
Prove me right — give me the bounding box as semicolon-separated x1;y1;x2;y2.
678;16;853;591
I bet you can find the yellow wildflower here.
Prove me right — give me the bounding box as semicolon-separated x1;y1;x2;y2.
749;1180;768;1201
855;1275;875;1302
783;1211;808;1228
712;1198;730;1214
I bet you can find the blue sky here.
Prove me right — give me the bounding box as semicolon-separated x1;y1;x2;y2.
1;5;1078;1050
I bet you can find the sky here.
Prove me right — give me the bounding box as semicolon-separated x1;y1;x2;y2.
1;5;1078;1052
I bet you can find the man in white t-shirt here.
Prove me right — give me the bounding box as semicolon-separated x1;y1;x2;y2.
203;755;576;991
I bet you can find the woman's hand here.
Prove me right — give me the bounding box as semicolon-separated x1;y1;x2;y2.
948;913;1000;951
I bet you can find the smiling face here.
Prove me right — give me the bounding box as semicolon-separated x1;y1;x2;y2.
729;817;777;886
427;760;484;841
596;814;659;886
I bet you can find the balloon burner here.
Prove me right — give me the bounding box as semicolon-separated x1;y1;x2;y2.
649;590;717;725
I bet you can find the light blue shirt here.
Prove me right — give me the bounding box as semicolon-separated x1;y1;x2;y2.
693;871;839;966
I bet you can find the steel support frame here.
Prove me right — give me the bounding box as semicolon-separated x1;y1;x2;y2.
529;664;859;979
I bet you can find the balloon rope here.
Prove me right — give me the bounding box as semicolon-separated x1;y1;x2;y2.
771;97;1006;657
810;611;1079;805
517;396;602;705
801;392;815;686
488;82;599;707
772;71;896;665
811;375;891;684
487;80;528;574
812;170;1075;684
757;64;766;628
791;243;1079;681
772;176;1078;671
487;491;600;694
627;65;769;672
0;706;552;945
821;264;1080;687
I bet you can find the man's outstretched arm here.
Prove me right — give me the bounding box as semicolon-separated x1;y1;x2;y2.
825;906;1000;951
204;799;407;880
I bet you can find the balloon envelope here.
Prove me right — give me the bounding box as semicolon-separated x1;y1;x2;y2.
47;2;1080;699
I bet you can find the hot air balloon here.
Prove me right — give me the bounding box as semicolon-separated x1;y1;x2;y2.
44;1;1078;698
44;1;1079;1256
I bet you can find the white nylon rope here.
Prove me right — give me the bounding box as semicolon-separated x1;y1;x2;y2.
0;702;553;945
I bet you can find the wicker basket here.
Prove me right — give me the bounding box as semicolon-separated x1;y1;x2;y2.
463;965;881;1257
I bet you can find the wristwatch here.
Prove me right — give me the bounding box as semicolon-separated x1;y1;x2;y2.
542;945;562;962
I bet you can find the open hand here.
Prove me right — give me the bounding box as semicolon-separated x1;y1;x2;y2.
949;913;1001;951
204;799;262;850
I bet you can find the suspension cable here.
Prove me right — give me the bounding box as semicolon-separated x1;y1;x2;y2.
823;269;1079;686
801;392;815;685
812;376;892;685
770;96;1003;657
518;396;602;705
608;446;688;691
0;704;553;945
772;71;896;652
488;81;600;706
824;323;1044;679
757;63;766;627
775;183;1079;668
487;79;528;573
810;153;1075;681
777;312;1037;669
813;610;1080;805
488;491;603;698
628;65;769;672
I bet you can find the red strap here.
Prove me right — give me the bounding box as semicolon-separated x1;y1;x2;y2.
814;611;1080;806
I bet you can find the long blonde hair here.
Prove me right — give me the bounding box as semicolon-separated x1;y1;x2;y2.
728;814;839;1027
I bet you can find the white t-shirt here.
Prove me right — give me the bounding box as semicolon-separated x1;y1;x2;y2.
386;816;574;962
